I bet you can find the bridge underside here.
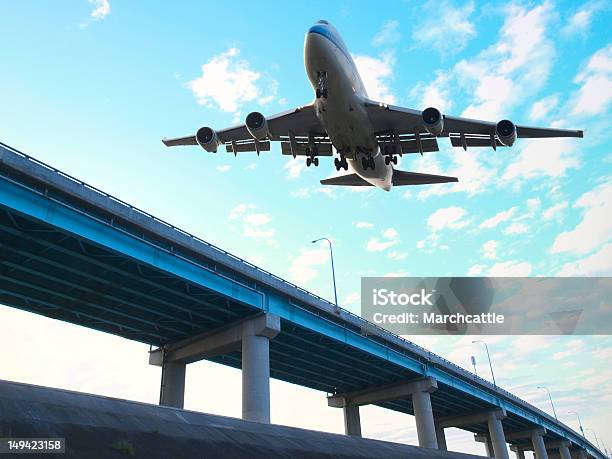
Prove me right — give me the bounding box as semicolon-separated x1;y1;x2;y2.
0;203;543;436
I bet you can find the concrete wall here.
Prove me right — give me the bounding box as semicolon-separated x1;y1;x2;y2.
0;379;486;459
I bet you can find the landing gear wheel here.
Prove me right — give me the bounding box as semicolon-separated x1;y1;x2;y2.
306;157;312;167
385;156;391;165
361;156;369;170
341;157;348;170
313;157;319;167
316;89;321;99
392;155;398;165
322;88;328;98
334;157;341;171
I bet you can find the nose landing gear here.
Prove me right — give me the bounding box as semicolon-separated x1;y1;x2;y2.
384;155;398;165
315;71;328;99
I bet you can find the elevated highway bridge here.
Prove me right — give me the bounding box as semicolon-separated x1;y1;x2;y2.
0;141;604;459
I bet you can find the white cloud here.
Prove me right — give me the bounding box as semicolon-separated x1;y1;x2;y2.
373;20;400;46
427;206;469;232
552;339;585;360
216;165;231;172
416;240;425;249
503;222;529;235
488;260;532;276
410;73;453;113
551;182;612;255
501;138;580;185
482;240;498;260
284;157;306;180
288;248;329;283
353;53;396;104
417;150;497;199
411;1;476;55
457;1;555;120
354;221;374;229
89;0;110;19
557;243;612;276
383;228;398;239
187;48;276;114
529;94;560;121
467;264;486;276
480;207;518;229
388;251;408;261
570;44;612;117
228;203;275;245
366;227;399;252
244;163;258;171
562;1;606;36
542;201;568;220
342;292;360;306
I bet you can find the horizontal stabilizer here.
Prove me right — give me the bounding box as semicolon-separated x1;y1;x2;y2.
392;169;458;185
320;170;458;187
320;173;371;186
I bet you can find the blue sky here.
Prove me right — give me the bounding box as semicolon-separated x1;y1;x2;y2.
0;0;611;456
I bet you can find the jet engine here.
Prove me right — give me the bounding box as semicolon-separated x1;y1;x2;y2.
422;107;444;136
246;111;270;140
196;126;221;153
496;119;517;147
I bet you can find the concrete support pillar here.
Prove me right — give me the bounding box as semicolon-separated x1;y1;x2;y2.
559;445;571;459
412;386;438;449
435;423;447;451
531;431;549;459
242;333;271;423
159;361;186;408
150;313;280;422
484;437;494;457
343;404;362;437
487;412;510;459
513;449;526;459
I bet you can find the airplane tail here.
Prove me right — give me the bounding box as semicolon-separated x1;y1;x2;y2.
320;169;458;187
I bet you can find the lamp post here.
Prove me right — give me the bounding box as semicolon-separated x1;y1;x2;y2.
586;429;601;451
312;237;339;313
568;411;585;438
472;340;496;387
537;386;558;420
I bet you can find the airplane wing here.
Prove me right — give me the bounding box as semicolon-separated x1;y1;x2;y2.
162;104;333;156
364;99;583;150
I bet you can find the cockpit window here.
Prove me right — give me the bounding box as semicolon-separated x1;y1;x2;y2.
317;20;329;25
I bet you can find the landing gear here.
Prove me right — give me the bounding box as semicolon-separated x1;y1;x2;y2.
306;156;319;167
316;72;328;99
334;156;348;171
361;156;375;170
384;155;398;165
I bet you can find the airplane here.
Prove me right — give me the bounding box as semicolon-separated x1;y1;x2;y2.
163;20;583;191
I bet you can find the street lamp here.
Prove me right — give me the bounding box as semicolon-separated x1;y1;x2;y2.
586;429;601;451
537;386;558;420
470;355;478;376
472;340;496;387
568;411;586;438
311;237;339;313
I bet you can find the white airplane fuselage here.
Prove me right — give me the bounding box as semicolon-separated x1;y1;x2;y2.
304;21;393;191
